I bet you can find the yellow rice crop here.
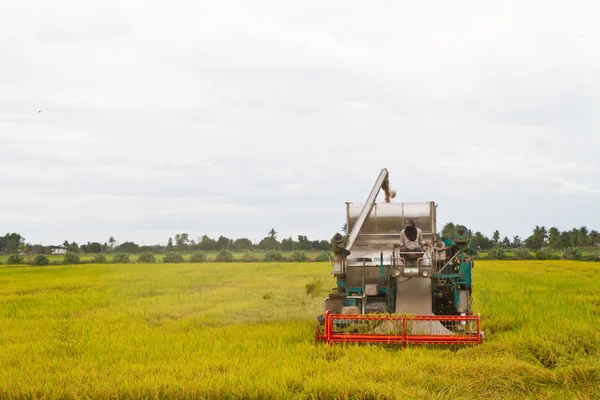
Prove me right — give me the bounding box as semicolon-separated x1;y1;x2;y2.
0;260;598;399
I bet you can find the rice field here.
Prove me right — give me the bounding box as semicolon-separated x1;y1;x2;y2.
0;260;599;399
0;251;322;264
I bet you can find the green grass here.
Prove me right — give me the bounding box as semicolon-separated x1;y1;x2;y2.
0;260;599;399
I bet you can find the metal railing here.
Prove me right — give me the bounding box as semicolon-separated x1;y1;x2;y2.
316;310;482;346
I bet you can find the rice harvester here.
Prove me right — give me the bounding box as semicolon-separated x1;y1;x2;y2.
315;168;483;345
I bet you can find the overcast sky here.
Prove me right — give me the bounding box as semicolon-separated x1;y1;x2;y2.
1;1;599;246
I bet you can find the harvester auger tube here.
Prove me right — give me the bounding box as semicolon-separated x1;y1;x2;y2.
317;168;483;346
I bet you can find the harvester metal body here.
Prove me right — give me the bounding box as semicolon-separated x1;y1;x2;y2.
316;169;483;346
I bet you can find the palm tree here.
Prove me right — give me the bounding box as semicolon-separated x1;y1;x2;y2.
268;229;277;240
579;226;589;246
109;237;116;248
558;231;569;248
539;226;548;246
529;226;548;249
590;230;600;246
492;230;500;244
512;236;522;247
341;223;347;234
548;227;561;248
569;228;580;247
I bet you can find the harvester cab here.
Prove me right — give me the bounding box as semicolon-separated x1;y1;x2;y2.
316;168;483;346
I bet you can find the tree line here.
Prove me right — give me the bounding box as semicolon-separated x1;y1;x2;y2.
440;223;600;250
2;224;599;257
0;229;331;255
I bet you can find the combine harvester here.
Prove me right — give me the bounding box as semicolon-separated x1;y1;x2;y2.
316;168;484;346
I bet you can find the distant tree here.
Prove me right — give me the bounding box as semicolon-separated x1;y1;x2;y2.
579;226;589;246
281;237;293;251
258;237;280;250
163;252;183;263
441;222;456;238
526;226;547;249
64;252;81;264
540;226;548;244
548;227;561;248
113;253;130;263
492;230;500;245
559;231;571;248
137;252;156;263
264;250;284;262
216;235;232;250
215;249;234;262
67;242;80;253
512;236;522;247
115;241;139;253
341;223;347;234
31;254;50;266
167;237;174;251
470;232;493;250
86;242;102;253
189;252;206;263
291;251;308;262
590;230;600;246
268;229;277;239
568;228;580;247
501;237;510;246
241;252;258;262
297;235;313;251
514;248;532;260
108;237;116;248
31;244;46;254
0;233;25;254
199;235;216;251
93;254;107;263
564;246;582;260
7;254;25;265
317;240;330;251
488;245;506;260
175;233;190;250
232;238;252;251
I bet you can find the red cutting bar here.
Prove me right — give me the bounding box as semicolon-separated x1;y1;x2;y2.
316;310;482;345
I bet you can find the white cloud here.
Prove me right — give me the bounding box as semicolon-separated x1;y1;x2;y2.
281;184;301;192
265;169;295;178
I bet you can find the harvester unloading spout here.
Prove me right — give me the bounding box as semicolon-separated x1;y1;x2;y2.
316;168;483;346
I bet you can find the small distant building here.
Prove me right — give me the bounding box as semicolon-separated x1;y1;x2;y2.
49;246;67;255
